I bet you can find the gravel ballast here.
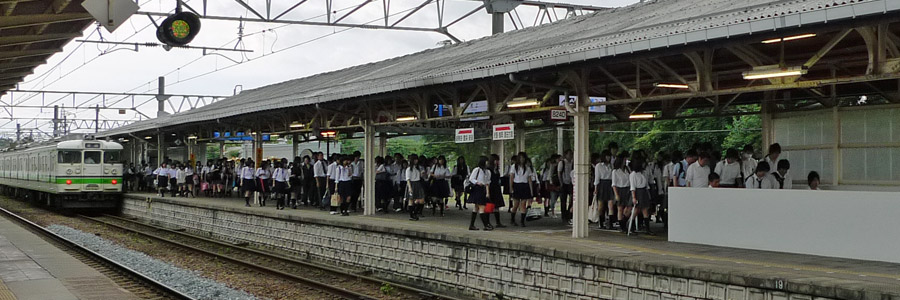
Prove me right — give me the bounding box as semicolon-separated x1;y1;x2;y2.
47;224;257;300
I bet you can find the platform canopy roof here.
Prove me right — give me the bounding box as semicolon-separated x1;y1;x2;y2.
98;0;900;138
0;0;93;96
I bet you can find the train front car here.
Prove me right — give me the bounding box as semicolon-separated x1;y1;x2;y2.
55;140;123;208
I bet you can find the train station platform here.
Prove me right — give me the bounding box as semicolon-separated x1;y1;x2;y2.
0;213;137;300
122;192;900;300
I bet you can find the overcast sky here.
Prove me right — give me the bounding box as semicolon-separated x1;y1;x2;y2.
1;0;639;138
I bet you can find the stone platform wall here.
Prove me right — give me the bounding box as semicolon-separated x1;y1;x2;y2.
121;197;827;300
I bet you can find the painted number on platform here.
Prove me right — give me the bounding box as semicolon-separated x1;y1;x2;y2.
774;279;784;290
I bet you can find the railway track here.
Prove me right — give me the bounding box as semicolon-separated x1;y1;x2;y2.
0;207;195;300
81;214;454;300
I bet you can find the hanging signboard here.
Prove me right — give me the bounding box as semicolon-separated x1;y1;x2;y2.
550;109;567;121
455;128;475;143
492;124;514;140
558;95;607;113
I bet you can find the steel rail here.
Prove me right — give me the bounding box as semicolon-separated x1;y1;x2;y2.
0;207;196;300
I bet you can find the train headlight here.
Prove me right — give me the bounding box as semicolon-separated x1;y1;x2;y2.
75;170;81;174
111;179;118;185
66;169;73;175
104;169;110;174
111;169;118;175
65;180;72;185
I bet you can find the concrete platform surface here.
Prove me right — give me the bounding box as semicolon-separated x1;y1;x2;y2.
127;193;900;299
0;214;137;300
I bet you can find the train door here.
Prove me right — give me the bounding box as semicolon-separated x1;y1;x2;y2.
83;150;102;192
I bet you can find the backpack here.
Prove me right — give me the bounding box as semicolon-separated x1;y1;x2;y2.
464;168;481;194
676;161;687;184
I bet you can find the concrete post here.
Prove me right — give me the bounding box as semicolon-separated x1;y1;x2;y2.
572;84;590;238
491;13;504;34
557;127;565;155
292;133;299;158
363;120;376;216
219;141;225;160
197;142;207;164
378;134;387;157
156;77;169;118
157;132;166;165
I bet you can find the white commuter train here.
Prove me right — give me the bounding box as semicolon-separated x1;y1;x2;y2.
0;138;123;209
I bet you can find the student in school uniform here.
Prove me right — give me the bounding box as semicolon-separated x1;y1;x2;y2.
557;150;575;223
183;163;194;197
350;151;364;212
763;143;782;174
542;155;561;218
175;164;187;197
685;152;711;188
428;156;452;217
740;145;757;183
672;150;697;187
300;156;315;208
772;159;792;189
273;161;291;210
289;157;302;208
488;154;507;227
168;163;179;197
394;159;408;212
255;161;272;207
467;156;493;231
629;159;653;235
807;171;820;190
374;156;391;213
450;157;469;210
153;162;169;197
611;153;631;233
406;154;426;221
313;152;328;210
745;162;778;189
708;173;720;188
654;151;671;225
326;155;339;214
239;161;256;206
714;149;743;187
594;150;614;229
336;156;354;216
508;153;534;227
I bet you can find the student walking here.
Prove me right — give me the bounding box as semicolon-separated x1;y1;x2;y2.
467;156;493;231
406;154;426;221
450;157;469;210
611;154;631;233
239;161;256;206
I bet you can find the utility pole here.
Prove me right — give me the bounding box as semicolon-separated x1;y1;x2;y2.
95;105;100;133
157;76;169;118
53;105;59;137
15;123;20;142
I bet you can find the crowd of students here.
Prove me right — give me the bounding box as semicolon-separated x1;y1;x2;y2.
119;140;818;234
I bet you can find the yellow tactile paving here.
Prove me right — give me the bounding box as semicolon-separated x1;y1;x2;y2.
0;279;17;300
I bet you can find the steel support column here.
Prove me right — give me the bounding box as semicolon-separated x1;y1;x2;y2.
557;127;564;155
378;134;387;157
156;77;169;118
292;133;299;158
363;120;376;216
572;79;590;238
157;133;166;165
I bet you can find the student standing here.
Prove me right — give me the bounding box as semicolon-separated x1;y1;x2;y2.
350;152;364;212
375;156;392;213
763;143;782;174
685;152;711;188
593;150;614;229
300;156;315;208
611;154;631;233
807;171;820;190
745;162;778;189
273;161;290;210
714;149;743;187
542;155;561;218
313;152;327;210
175;164;187;197
450;157;469;210
289;157;303;208
153;162;169;197
773;160;793;189
740;145;757;183
508;153;534;227
406;154;426;221
630;159;653;235
337;157;354;216
672;150;697;187
429;156;451;217
467;156;493;231
488;154;506;227
184;163;195;197
326;155;339;214
557;150;574;223
256;161;272;207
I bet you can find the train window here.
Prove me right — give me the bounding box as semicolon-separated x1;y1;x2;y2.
103;151;121;164
84;151;101;164
59;151;82;164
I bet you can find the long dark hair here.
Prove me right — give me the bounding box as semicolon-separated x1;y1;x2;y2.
456;156;467;175
613;153;628;171
476;156;488;170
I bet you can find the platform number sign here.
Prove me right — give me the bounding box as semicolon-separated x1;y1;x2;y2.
492;124;514;141
455;128;475;144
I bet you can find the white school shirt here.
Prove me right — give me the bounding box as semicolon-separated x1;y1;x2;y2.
740;157;757;180
153;167;166;177
168;167;178;178
313;160;327;177
450;165;469;177
557;159;574;185
541;165;553;182
201;166;210;176
673;160;689;187
714;160;742;185
611;169;630;188
176;169;186;183
662;162;673;190
745;173;778;189
508;165;533;184
775;171;793;189
327;162;338;180
337;165;353;182
375;164;386;175
629;171;648;191
273;168;289;182
352;160;364;178
468;167;490;186
593;162;612;186
240;167;255;180
185;167;194;176
255;168;270;179
685;162;710;188
390;163;402;183
406;166;422;182
430;166;450;179
763;156;780;174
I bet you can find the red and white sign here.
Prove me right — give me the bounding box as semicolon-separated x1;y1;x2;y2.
455;128;475;143
550;109;567;121
492;124;514;141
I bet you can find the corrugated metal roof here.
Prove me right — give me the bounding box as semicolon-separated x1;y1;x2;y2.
99;0;900;137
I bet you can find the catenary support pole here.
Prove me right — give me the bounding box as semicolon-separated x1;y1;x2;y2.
363;119;376;216
292;133;299;158
557;127;565;155
572;77;590;238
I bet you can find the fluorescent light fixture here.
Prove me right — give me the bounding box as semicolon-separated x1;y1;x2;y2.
187;135;197;140
629;113;656;120
507;97;540;108
320;130;337;138
122;139;129;142
761;33;816;44
144;136;152;140
251;132;258;135
170;133;176;136
290;122;304;128
396;116;417;122
654;83;689;89
742;65;807;80
269;134;279;138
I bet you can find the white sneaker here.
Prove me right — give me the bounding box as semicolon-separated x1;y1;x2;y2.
329;211;338;215
394;208;402;212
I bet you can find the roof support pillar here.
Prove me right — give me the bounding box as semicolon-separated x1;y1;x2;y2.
378;133;387;157
363;119;376;216
491;12;503;34
157;77;170;118
157;132;166;166
292;133;299;158
571;71;590;239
